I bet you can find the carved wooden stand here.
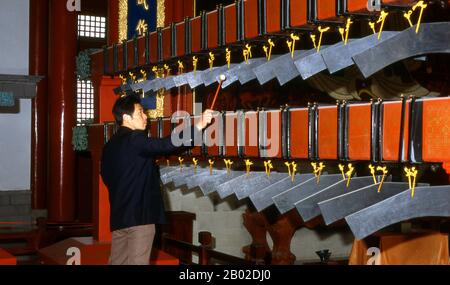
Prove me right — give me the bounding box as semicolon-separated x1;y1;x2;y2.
242;209;271;264
266;210;303;265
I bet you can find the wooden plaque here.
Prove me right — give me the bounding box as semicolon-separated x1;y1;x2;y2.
225;4;237;44
381;101;410;162
191;16;201;53
318;106;338;160
207;11;219;49
348;103;372;161
289;108;309;159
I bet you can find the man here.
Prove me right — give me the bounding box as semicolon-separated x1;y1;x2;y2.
101;95;213;265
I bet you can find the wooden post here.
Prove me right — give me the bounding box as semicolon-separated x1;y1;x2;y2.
242;209;271;264
198;231;212;265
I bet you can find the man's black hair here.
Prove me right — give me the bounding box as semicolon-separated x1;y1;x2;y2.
112;95;141;125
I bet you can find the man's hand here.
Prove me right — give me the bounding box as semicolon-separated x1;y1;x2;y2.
195;109;214;130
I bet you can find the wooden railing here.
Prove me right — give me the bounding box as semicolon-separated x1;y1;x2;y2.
162;231;257;265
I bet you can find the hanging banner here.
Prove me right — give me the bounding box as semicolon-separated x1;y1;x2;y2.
128;0;157;39
119;0;158;41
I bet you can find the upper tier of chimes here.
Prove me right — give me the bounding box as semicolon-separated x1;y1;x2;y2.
91;0;435;77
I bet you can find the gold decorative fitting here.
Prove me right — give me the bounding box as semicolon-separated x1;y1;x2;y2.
339;163;355;187
285;162;292;178
152;66;159;78
316;26;330;52
223;159;233;175
290;33;300;58
369;10;389;40
403;1;427;33
310;34;317;49
178;157;184;172
178;60;184;74
208;159;214;175
164;64;171;77
128;72;136;83
369;164;377;184
345;163;355;188
339;18;353;45
264;39;275;61
311;162;325;184
209;52;215;70
403;10;414;27
192;158;199;174
284;161;297;182
244;159;254;177
376;166;388;193
264;160;273;178
119;74;127;85
243;44;252;63
156;0;166;28
339;164;346;180
118;0;128;42
369;164;389;192
140;69;147;81
226;48;231;69
192;56;198;74
404;166;418;198
291;162;297;182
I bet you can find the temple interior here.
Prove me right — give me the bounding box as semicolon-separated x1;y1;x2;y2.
1;0;450;266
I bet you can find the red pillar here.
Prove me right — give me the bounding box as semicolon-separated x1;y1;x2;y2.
29;0;49;210
90;75;120;242
47;0;77;222
107;0;119;45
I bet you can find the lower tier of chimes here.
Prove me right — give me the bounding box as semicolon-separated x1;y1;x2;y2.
147;96;450;264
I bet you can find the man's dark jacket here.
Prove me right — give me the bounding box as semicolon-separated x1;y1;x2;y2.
100;126;195;232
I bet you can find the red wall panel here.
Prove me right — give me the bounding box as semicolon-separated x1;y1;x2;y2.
318;106;338;160
290;0;307;27
225;4;237;44
289;108;309;159
176;23;185;58
317;0;336;20
149;32;157;63
266;0;281;33
244;0;259;39
162;27;172;60
348;104;371;161
422;98;450;162
207;11;218;49
191;17;201;53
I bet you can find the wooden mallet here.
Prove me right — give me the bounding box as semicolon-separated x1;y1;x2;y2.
209;74;227;110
